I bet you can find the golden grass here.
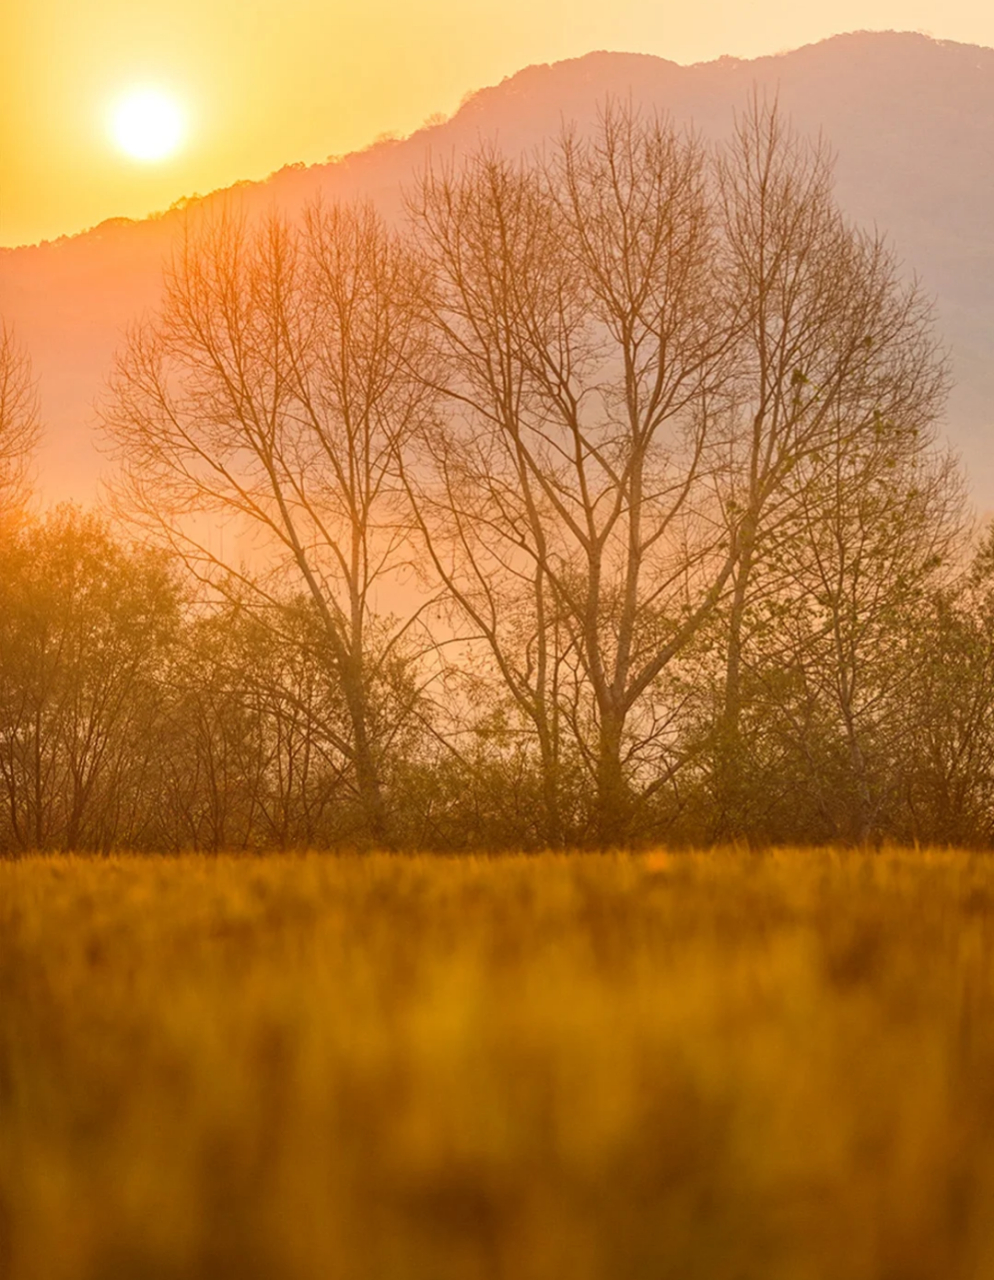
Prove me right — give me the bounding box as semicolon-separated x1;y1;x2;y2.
3;848;994;1279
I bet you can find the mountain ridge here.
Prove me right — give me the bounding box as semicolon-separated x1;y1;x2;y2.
3;30;993;509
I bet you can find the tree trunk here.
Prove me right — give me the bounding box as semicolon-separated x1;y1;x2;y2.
713;536;755;840
340;665;390;848
594;710;631;849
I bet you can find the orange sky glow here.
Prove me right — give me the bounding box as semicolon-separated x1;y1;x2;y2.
2;0;994;248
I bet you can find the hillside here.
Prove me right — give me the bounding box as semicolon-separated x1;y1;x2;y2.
2;30;993;510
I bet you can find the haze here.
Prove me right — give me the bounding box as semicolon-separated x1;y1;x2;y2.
2;0;994;247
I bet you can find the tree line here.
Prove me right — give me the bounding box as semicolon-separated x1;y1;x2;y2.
2;99;993;852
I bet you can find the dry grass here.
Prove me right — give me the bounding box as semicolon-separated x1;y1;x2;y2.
3;848;994;1279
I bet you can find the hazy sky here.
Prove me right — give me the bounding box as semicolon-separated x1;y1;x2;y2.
2;0;993;248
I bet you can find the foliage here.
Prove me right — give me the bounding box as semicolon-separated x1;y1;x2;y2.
0;508;179;852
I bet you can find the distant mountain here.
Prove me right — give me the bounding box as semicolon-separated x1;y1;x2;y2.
3;30;993;511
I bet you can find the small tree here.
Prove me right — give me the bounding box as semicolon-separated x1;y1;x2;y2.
154;598;352;851
0;322;41;515
896;528;994;846
0;509;179;852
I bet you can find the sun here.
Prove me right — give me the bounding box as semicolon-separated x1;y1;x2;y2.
110;89;185;163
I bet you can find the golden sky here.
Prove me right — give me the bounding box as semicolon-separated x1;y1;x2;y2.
2;0;993;248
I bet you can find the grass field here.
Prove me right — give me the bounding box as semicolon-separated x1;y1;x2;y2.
3;849;994;1279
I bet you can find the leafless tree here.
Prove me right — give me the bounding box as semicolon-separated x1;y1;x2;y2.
102;201;438;845
408;105;747;844
705;97;955;834
719;423;963;843
0;322;41;515
898;528;994;846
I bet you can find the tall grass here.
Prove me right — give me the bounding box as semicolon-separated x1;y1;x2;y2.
3;849;994;1278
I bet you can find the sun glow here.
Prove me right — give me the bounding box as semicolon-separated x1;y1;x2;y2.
110;89;185;162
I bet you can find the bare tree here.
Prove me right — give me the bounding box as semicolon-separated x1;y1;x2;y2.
0;322;41;515
408;106;743;845
102;201;437;845
402;151;583;845
801;446;961;843
899;528;994;846
705;97;954;835
716;422;963;843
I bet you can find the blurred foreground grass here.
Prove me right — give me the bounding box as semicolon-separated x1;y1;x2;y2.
3;849;994;1279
